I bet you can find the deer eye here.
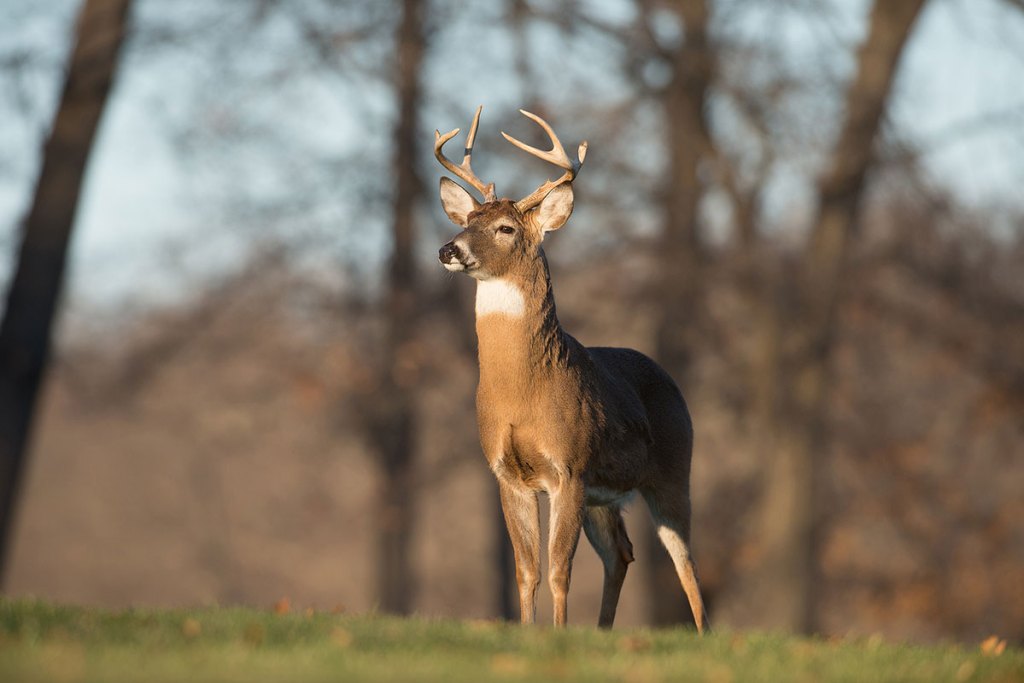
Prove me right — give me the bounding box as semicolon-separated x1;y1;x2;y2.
496;226;515;235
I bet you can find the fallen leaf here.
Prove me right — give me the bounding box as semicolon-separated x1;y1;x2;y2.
181;618;201;639
980;635;1007;656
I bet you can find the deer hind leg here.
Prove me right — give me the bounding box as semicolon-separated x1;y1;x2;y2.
582;504;634;628
642;489;709;634
498;480;541;624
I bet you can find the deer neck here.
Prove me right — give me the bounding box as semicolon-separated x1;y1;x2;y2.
474;252;567;384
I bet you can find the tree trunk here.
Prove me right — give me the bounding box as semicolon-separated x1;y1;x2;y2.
0;0;133;586
646;0;714;627
754;0;928;634
370;0;426;615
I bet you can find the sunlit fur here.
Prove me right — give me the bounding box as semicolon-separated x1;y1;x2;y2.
449;199;536;281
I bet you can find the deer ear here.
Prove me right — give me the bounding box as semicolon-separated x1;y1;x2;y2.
439;177;481;227
532;184;574;234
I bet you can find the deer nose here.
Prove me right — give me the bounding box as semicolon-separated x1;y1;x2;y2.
438;242;460;264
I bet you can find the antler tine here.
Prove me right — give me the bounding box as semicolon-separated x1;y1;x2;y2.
501;110;575;171
434;105;496;202
503;109;587;212
463;104;482;167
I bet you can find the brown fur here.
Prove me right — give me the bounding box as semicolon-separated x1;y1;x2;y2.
439;181;708;632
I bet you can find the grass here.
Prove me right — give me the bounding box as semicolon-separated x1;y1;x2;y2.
0;599;1020;683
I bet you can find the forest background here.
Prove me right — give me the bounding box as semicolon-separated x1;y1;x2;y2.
1;0;1022;643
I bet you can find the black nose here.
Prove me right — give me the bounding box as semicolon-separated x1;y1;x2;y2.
438;242;459;263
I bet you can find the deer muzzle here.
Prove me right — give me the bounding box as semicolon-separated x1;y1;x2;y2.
439;241;465;271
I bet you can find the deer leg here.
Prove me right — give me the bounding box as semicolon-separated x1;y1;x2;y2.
642;489;709;634
582;505;634;628
547;479;585;626
498;480;541;624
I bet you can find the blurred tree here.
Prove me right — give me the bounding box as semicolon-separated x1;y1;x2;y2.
0;0;133;584
366;0;427;614
753;0;929;634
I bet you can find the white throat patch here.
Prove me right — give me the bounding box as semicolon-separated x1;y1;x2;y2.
475;279;526;318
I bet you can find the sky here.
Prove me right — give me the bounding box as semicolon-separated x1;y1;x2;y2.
1;0;1022;311
897;0;1024;207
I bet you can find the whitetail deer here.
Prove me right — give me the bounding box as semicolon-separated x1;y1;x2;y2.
435;106;708;632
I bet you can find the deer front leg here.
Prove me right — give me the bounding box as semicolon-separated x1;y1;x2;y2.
547;478;585;626
498;480;541;624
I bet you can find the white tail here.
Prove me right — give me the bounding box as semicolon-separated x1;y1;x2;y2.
436;107;708;632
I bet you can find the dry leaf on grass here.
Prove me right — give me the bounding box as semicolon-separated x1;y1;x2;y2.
181;618;201;639
980;635;1007;656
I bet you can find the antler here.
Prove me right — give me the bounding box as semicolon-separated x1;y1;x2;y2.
502;109;588;213
434;105;496;202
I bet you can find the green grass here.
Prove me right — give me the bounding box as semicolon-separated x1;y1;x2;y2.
0;599;1020;683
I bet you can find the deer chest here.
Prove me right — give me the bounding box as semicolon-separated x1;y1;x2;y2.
488;423;564;491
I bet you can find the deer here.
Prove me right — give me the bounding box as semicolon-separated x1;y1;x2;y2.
435;106;708;633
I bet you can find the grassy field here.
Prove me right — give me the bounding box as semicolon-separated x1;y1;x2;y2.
0;599;1020;682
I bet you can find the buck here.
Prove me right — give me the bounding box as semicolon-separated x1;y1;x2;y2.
435;106;708;632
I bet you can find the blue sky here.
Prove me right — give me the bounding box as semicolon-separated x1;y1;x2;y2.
1;0;1022;310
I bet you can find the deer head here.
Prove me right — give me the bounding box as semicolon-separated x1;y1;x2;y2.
437;106;587;281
